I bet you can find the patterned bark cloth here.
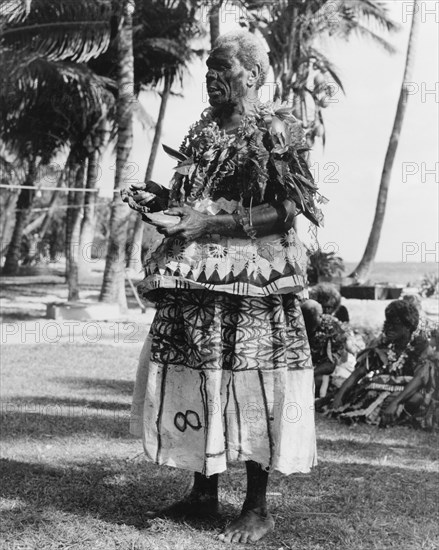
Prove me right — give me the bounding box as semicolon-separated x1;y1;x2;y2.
130;290;317;476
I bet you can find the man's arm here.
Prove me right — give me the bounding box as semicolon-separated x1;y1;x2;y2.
161;200;296;241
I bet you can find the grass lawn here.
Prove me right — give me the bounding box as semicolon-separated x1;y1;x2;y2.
1;343;438;550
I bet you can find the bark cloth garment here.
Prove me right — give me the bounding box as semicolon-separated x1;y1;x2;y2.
130;289;316;476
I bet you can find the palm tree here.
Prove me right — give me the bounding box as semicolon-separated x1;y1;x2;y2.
78;117;112;279
0;152;23;255
350;0;420;282
99;0;135;308
0;0;117;275
127;0;203;271
0;57;116;279
207;0;221;45
65;158;86;300
2;157;39;274
241;0;398;144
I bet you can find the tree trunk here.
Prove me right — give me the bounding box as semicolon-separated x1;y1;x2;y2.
79;150;99;279
0;191;19;255
128;74;172;272
350;1;420;283
209;3;220;47
65;161;86;301
2;158;38;275
100;0;134;308
23;212;46;236
39;172;65;240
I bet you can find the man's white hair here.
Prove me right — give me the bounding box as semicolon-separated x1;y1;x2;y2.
213;30;269;89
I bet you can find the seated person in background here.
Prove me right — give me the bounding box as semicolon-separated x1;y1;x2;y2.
301;299;323;339
331;300;432;427
382;328;438;430
331;329;365;390
309;282;349;323
301;300;348;398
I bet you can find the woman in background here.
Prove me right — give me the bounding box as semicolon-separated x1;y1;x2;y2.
331;300;436;428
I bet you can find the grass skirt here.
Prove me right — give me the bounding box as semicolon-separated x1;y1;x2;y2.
130;290;317;476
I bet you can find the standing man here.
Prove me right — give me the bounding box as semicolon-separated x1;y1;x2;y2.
127;30;320;544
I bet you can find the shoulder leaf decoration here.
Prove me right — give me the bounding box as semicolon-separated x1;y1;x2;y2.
165;102;323;226
162;143;187;163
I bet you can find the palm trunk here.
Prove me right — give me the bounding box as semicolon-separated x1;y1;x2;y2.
350;1;420;282
0;191;19;254
79;150;99;279
39;172;64;240
209;3;220;47
23;212;46;236
2;157;37;275
65;161;86;301
128;74;172;271
100;0;134;308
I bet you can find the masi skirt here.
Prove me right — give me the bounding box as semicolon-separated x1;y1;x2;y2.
130;290;317;476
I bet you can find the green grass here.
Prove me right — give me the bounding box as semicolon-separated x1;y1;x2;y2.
1;343;438;550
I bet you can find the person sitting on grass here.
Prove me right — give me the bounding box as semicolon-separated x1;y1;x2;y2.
301;299;348;398
309;282;349;323
330;300;435;428
381;328;438;430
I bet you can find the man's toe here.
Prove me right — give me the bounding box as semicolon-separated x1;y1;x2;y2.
218;531;230;543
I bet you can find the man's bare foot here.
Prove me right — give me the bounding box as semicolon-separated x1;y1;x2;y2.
218;509;275;544
145;494;219;519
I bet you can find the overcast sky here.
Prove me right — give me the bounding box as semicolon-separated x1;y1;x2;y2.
101;0;438;263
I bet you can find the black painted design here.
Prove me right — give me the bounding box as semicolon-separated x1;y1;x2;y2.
174;410;202;432
149;290;312;372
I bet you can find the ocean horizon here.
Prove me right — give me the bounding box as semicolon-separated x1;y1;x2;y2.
343;262;438;286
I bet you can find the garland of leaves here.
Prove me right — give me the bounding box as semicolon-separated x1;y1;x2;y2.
361;328;431;377
164;101;324;226
310;314;348;366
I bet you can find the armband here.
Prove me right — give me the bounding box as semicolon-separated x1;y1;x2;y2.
238;207;257;240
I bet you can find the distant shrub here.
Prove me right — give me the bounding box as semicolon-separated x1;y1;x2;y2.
306;248;344;285
420;273;439;298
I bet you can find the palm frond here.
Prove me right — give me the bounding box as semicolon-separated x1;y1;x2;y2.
132;0;204;88
341;0;400;33
0;0;114;62
307;48;345;93
133;102;155;131
0;59;116;161
349;23;398;54
145;37;191;65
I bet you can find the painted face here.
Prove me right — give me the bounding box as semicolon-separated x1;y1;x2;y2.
205;46;247;107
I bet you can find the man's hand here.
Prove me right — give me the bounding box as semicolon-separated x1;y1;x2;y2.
152;206;211;240
127;181;169;213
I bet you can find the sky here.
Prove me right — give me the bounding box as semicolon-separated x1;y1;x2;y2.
100;0;439;264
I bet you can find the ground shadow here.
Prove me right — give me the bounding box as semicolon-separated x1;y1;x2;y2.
51;377;135;396
5;395;131;412
1;409;131;439
0;311;45;322
0;458;224;532
317;436;439;462
0;457;437;548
